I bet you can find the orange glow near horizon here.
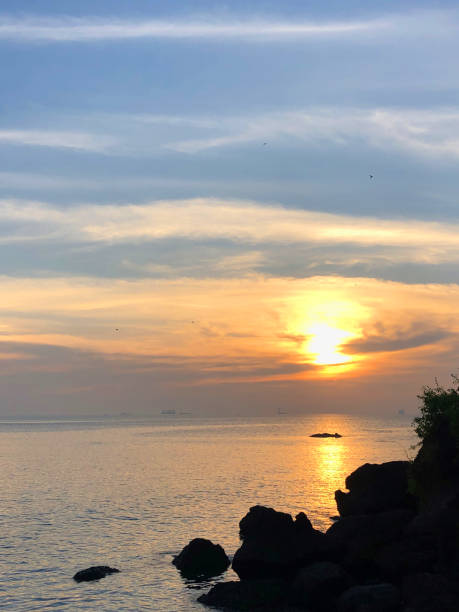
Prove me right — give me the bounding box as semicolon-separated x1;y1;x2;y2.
0;275;457;392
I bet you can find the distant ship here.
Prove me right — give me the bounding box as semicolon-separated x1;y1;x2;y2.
160;409;176;415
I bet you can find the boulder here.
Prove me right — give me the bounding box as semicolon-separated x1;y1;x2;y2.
374;537;437;580
232;506;325;580
290;561;351;609
335;461;415;517
411;417;459;509
73;566;120;582
197;579;287;611
325;509;413;578
402;490;459;573
338;583;399;612
402;572;459;612
172;537;230;579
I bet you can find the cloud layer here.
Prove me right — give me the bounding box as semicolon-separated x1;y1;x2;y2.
158;108;459;159
5;107;459;164
0;16;387;42
1;198;458;264
0;129;112;152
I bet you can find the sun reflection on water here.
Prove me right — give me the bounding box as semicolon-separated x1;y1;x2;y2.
317;440;344;484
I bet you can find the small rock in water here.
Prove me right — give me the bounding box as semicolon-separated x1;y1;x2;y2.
73;566;120;582
172;537;230;579
310;432;342;438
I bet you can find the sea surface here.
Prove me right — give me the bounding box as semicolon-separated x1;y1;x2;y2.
0;413;416;611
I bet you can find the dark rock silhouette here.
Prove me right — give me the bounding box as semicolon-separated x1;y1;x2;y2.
231;505;325;579
411;417;459;508
197;579;287;611
73;566;120;582
337;583;399;612
335;461;415;516
325;509;413;579
290;561;350;608
310;433;342;438
402;572;459;612
172;537;230;579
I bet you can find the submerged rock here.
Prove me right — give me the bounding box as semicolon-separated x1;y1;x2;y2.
310;433;342;438
73;566;120;582
335;461;414;517
232;505;325;580
172;537;230;579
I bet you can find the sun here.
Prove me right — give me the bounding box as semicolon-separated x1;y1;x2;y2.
305;322;354;365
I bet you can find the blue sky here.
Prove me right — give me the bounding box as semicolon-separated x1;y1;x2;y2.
1;1;459;416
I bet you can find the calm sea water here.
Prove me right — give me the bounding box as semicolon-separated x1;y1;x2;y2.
0;413;416;611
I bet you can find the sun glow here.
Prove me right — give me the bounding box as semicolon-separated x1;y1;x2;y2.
306;323;355;365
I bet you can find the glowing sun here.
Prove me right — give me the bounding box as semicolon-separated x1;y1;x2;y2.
306;323;354;365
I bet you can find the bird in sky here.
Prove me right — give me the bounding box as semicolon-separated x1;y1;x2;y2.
369;174;374;179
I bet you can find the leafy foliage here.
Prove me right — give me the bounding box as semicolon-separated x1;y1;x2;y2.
413;374;459;442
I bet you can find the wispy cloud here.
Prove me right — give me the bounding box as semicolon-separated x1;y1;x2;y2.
343;322;452;355
1;197;459;259
0;129;112;152
0;16;387;42
2;198;459;284
163;107;459;159
4;106;459;160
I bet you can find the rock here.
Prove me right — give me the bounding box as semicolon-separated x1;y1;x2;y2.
402;572;459;612
172;538;230;579
374;537;437;579
232;506;325;580
310;433;342;438
338;583;400;612
290;561;351;608
335;461;415;517
325;509;413;578
197;579;287;611
411;417;459;509
73;566;120;582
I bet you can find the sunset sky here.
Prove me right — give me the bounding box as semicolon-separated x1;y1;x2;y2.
1;0;459;416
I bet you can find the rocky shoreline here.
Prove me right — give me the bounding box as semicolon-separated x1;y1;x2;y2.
174;421;459;611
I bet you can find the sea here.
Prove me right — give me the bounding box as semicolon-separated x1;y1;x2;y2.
0;413;416;611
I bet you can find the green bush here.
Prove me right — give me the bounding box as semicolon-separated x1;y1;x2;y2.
413;374;459;443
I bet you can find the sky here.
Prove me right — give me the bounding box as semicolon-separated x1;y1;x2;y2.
1;0;459;417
